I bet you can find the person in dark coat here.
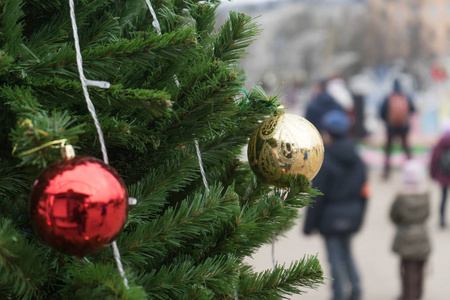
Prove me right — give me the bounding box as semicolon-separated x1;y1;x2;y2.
430;123;450;228
303;110;368;300
305;79;345;133
379;79;416;179
390;159;431;300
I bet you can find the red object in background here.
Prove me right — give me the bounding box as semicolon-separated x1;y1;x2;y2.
30;156;128;256
431;63;448;82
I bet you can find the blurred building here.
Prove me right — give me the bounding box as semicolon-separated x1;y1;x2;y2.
369;0;450;61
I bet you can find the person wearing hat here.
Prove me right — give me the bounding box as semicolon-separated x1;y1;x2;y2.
305;79;345;133
303;110;369;300
390;159;431;300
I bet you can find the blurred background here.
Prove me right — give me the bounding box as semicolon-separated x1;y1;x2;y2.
217;1;450;299
219;0;448;144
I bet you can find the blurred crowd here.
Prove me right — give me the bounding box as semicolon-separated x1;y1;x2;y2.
301;76;450;300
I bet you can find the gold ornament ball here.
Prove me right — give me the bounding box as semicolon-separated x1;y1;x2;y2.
247;113;324;186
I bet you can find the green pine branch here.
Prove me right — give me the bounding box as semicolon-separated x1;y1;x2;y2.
30;77;172;120
160;71;243;147
205;177;316;258
11;28;197;83
188;1;218;43
213;11;261;63
108;185;239;270
2;85;84;168
137;254;239;299
0;0;25;56
126;151;206;222
0;50;14;75
56;261;147;300
0;159;28;200
24;0;111;55
0;218;48;300
238;256;324;299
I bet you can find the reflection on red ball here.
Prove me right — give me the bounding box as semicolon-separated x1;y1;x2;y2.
30;156;128;256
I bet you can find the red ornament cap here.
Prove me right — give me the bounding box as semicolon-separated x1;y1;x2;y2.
30;156;128;256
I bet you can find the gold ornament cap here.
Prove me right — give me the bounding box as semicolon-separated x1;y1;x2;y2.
61;144;76;160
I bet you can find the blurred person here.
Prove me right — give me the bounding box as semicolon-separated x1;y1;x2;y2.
390;159;431;300
305;79;345;133
379;78;416;179
327;75;354;113
303;110;369;300
429;122;450;228
349;73;372;139
349;92;367;139
327;76;357;136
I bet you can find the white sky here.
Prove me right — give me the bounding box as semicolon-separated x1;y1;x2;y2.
221;0;277;4
222;0;261;2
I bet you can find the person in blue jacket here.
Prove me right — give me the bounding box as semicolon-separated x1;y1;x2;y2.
305;79;345;133
303;110;368;300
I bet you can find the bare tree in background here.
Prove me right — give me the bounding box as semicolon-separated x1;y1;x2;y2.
220;1;432;90
364;2;432;67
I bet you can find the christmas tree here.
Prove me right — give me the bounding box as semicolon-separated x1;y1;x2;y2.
0;0;324;299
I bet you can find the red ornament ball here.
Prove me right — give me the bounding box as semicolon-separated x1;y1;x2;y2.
30;156;128;256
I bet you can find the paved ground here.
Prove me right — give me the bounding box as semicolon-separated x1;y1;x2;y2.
245;155;450;299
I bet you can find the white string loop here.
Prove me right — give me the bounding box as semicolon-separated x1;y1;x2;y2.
194;139;239;299
68;0;128;288
194;139;209;192
85;80;111;89
144;0;181;88
69;0;109;164
112;241;129;288
173;75;181;87
271;232;276;269
128;197;138;205
145;0;161;34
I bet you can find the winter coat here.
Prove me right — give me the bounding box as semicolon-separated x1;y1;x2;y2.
379;92;415;133
390;193;431;261
430;133;450;186
303;137;367;236
305;92;345;133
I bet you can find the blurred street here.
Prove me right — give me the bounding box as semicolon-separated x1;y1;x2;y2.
245;145;450;300
230;0;450;298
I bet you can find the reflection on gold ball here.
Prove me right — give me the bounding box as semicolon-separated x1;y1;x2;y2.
248;113;324;186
